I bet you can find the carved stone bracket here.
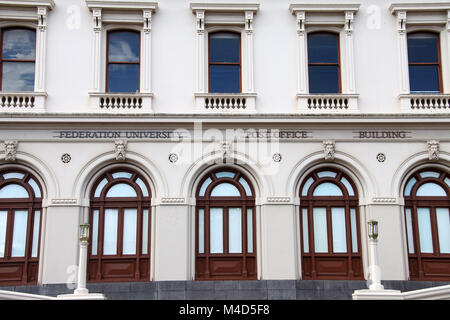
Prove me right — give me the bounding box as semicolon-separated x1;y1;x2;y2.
220;141;232;160
143;9;152;33
92;8;102;32
396;11;407;35
323;140;336;161
37;6;48;31
114;140;127;161
427;140;440;160
4;140;18;161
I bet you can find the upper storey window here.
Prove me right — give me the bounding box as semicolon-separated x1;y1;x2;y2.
307;32;340;94
107;31;140;93
407;32;442;93
1;28;36;92
209;32;241;93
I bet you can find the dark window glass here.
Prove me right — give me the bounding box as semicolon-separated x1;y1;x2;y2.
209;32;241;93
307;33;340;94
407;33;441;93
107;31;140;93
1;28;36;92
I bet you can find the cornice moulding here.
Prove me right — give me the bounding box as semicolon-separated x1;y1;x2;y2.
0;0;54;9
190;2;260;13
289;3;360;14
389;3;450;14
85;0;158;11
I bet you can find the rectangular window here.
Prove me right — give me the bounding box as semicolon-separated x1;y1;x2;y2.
122;209;137;255
417;208;433;253
11;210;28;257
247;208;253;253
436;208;450;254
142;209;149;255
313;207;328;253
228;208;242;253
302;208;309;253
210;208;223;254
405;208;415;254
0;210;7;258
331;207;347;253
103;209;118;255
209;32;241;93
91;210;99;255
350;208;358;253
31;210;40;258
198;209;204;254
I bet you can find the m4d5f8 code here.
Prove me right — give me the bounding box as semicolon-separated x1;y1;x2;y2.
178;304;270;318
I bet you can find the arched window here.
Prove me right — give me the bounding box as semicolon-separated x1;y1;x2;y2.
0;28;36;92
107;30;140;93
208;32;241;93
88;168;151;282
407;32;442;93
0;169;42;285
196;168;256;280
299;168;363;279
307;32;340;93
403;168;450;280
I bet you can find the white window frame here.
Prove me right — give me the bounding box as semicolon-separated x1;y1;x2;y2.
0;0;54;112
290;4;360;113
191;3;259;113
390;3;450;113
85;0;158;113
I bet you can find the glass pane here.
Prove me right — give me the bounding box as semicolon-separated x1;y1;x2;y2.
108;31;140;62
445;177;450;188
405;208;415;254
436;208;450;254
106;183;137;198
94;178;108;198
247;208;253;253
103;209;118;255
2;61;35;92
2;29;36;60
308;33;339;63
419;171;440;179
210;183;240;197
301;177;315;196
313;207;328;253
404;177;417;197
409;65;440;93
209;64;240;93
416;183;446;197
0;184;29;198
215;171;235;179
123;209;137;255
31;210;40;258
198;209;204;254
11;210;28;257
317;171;337;178
91;210;99;255
331;207;347;253
111;172;132;179
28;178;41;198
209;32;240;63
228;208;242;253
136;178;149;197
108;63;139;93
199;177;212;197
0;211;7;258
239;177;252;196
142;209;149;255
417;208;433;253
302;208;309;253
313;182;343;196
350;208;358;253
3;172;24;180
340;177;355;196
407;33;438;63
210;208;223;254
308;65;340;93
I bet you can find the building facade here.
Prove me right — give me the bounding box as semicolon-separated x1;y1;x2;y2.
0;0;449;296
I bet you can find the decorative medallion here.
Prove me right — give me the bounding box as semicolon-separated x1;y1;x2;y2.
61;153;71;164
272;153;282;162
169;153;178;163
376;153;386;163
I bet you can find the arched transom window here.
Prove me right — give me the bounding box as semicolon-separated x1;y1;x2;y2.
0;169;42;285
88;168;151;282
196;168;256;280
299;168;363;280
404;168;450;281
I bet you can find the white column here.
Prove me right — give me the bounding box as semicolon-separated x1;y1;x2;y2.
34;7;48;93
141;10;152;94
296;11;308;95
74;241;89;295
91;8;102;93
344;11;356;94
195;10;205;93
396;11;410;95
445;10;450;93
244;11;255;93
368;238;384;290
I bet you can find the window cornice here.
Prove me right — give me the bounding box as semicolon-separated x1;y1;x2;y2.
0;0;54;9
289;3;360;14
190;3;259;13
85;0;158;11
389;3;450;14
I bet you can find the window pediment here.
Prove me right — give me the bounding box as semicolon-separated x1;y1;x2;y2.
389;3;450;26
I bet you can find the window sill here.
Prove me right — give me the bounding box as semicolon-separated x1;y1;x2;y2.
296;94;359;113
194;93;257;113
399;94;450;113
0;92;47;112
89;92;153;113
